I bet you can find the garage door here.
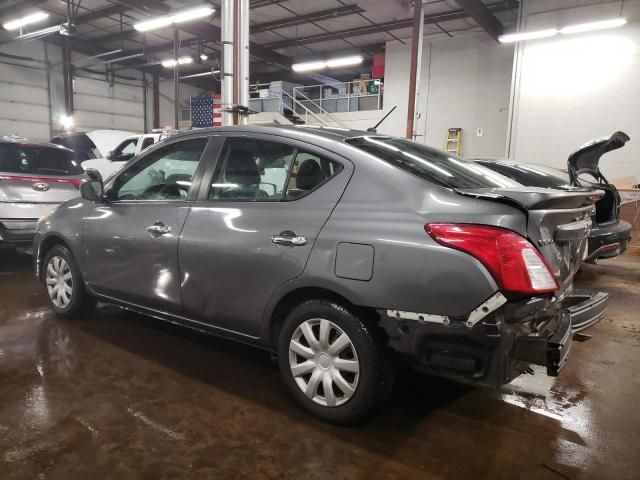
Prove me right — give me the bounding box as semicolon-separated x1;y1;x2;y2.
74;77;144;132
0;63;50;141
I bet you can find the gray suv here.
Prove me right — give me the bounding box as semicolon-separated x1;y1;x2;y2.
34;125;608;424
1;136;89;246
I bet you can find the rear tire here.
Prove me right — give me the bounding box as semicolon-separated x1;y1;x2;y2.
277;299;395;425
42;245;96;319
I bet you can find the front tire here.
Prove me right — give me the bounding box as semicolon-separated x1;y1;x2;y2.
43;245;96;319
277;299;395;425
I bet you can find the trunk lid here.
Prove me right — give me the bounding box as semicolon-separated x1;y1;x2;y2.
568;131;629;185
456;187;602;293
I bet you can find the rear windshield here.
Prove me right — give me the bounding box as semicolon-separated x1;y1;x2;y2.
0;144;83;176
476;161;572;188
345;136;519;189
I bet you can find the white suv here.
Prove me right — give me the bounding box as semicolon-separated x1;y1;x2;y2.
82;133;163;181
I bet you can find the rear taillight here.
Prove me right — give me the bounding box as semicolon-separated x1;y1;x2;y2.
425;223;559;294
0;175;87;190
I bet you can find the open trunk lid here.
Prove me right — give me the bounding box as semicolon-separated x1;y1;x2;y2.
568;131;629;185
456;187;603;292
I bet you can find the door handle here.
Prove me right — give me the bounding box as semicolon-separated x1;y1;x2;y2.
146;222;171;236
271;230;307;247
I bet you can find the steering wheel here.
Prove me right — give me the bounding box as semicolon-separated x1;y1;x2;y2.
140;183;186;200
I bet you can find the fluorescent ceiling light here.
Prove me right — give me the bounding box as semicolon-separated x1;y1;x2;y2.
560;18;627;34
3;11;49;30
162;56;193;68
326;55;363;68
499;17;627;43
292;55;364;72
200;53;209;61
134;6;214;32
499;29;558;43
292;61;326;72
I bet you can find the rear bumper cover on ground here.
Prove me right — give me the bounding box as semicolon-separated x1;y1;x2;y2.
379;289;608;387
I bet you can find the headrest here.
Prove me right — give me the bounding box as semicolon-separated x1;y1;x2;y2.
225;154;260;185
296;159;322;190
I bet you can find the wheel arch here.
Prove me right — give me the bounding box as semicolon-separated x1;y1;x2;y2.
37;234;73;279
265;285;379;349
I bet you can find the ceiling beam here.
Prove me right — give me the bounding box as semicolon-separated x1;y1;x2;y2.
452;0;504;41
178;21;292;71
108;0;170;15
72;5;131;25
252;5;365;33
249;0;290;8
264;0;517;50
87;4;367;47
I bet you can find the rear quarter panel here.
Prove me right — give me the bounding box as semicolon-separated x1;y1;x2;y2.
264;144;528;330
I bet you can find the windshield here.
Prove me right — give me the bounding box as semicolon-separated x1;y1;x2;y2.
0;144;83;176
476;161;572;188
346;136;519;189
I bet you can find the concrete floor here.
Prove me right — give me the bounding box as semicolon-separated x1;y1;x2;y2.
1;250;639;480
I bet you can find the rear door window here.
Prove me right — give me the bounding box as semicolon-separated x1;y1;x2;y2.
208;138;295;201
0;144;83;176
284;151;342;199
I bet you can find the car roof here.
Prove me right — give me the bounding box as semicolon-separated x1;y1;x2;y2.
0;135;74;152
172;124;371;142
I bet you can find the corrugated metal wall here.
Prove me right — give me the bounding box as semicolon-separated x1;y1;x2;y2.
74;76;145;132
0;42;51;140
0;39;204;141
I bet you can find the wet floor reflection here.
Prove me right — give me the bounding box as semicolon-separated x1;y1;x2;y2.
1;247;639;479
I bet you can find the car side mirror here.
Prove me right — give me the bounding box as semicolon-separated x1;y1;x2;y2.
106;150;114;160
80;180;104;202
84;168;103;183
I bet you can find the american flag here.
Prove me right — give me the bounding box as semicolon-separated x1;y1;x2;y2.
191;95;221;128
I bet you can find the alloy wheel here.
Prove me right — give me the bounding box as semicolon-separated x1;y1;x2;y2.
45;256;73;309
288;318;360;407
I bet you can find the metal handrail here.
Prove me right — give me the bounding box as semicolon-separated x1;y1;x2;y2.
280;90;331;126
291;89;346;128
293;79;382;113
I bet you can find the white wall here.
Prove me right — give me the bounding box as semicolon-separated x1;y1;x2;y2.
509;0;640;181
384;33;514;157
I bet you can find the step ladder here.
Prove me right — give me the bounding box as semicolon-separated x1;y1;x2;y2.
444;128;462;156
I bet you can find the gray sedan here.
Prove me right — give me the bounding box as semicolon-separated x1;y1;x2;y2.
33;125;608;424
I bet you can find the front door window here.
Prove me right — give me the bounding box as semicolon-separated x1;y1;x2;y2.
108;138;208;201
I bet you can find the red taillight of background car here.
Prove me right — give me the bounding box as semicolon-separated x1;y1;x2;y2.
0;175;87;190
425;223;559;294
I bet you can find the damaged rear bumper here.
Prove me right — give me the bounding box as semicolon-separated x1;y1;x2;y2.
379;290;608;387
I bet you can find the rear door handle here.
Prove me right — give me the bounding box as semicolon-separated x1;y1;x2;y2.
271;230;307;247
147;222;171;236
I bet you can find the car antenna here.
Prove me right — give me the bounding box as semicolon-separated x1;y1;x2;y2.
367;105;397;134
